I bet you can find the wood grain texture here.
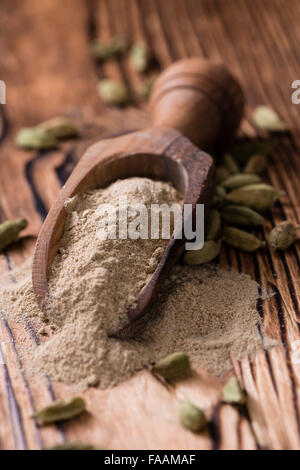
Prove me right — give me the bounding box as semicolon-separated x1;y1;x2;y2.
0;0;300;450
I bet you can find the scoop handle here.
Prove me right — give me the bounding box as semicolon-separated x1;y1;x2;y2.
149;58;244;150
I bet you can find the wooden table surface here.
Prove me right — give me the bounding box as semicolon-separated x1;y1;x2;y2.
1;0;300;450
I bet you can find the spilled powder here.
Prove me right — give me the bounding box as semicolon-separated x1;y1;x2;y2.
0;177;275;391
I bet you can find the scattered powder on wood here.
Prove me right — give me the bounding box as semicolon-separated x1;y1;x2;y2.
0;177;275;391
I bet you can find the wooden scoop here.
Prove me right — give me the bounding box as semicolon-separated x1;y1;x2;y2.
32;58;244;328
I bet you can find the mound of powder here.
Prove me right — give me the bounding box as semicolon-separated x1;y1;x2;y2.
46;177;182;332
0;177;276;390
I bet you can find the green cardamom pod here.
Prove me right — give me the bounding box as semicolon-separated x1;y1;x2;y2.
16;127;58;150
215;185;226;198
31;396;86;425
97;79;130;106
0;218;28;252
38;117;78;139
205;209;221;241
222;226;263;252
216;166;230;184
231;139;272;165
46;442;96;450
244;154;268;174
269;221;300;250
222;377;246;405
183;240;221;265
222;205;264;227
129;42;149;72
179;401;207;433
225;183;283;212
222;173;262;191
223;153;240;174
252;105;288;132
91;36;127;61
151;352;190;380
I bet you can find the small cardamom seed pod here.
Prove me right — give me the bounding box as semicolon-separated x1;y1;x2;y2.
216;165;230;184
205;209;221;241
31;396;86;425
221;204;265;227
269;221;300;250
97;79;130;105
91;36;127;61
46;442;96;450
183;240;221;265
222;226;263;252
225;183;283;212
38;117;78;139
215;185;227;198
252;105;288;132
0;218;28;252
222;173;262;191
223;153;240;174
129;42;149;72
222;205;264;227
244;154;268;174
16;127;58;150
151;352;190;380
222;377;246;405
179;401;207;433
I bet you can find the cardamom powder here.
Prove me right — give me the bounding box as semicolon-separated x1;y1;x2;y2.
0;178;276;390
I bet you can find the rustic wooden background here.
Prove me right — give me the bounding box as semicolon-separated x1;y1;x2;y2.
1;0;300;450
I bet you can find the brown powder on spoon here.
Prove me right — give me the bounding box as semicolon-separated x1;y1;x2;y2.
0;177;275;390
46;177;183;332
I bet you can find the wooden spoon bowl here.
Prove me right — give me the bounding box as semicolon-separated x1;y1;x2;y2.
32;58;244;328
